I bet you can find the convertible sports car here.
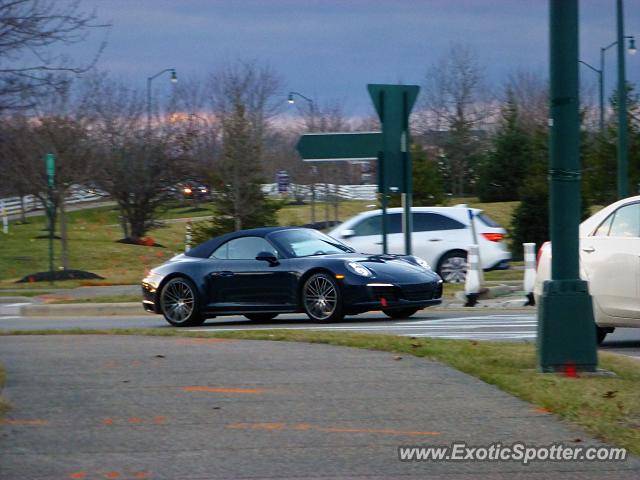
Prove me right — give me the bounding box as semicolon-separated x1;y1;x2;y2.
142;226;443;327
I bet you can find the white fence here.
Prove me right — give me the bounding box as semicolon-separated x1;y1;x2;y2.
0;183;377;218
0;185;108;217
262;183;377;201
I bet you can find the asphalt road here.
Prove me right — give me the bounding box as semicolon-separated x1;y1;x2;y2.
2;335;638;480
1;309;639;358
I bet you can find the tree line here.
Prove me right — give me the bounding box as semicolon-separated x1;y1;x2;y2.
1;1;638;267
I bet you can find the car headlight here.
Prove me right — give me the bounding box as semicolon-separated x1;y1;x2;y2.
346;261;373;277
414;256;432;270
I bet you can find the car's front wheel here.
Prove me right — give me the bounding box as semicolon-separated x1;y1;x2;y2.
302;273;344;322
382;308;419;319
159;277;205;327
437;251;468;283
244;313;278;321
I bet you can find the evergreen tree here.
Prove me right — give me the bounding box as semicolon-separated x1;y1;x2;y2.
195;98;281;241
412;144;445;205
477;90;529;202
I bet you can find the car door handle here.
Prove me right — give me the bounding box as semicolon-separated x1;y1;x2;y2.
428;238;443;242
215;271;235;277
582;247;595;253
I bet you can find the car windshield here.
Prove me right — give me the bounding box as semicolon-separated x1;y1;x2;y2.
269;229;354;257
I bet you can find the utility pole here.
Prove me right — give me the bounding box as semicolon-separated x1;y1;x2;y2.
616;0;629;198
538;0;597;372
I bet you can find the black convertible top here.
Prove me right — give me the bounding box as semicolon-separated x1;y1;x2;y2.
185;226;301;258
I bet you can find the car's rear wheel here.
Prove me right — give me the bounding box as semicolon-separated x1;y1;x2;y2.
302;273;343;322
159;277;205;327
244;313;278;321
437;251;468;283
382;308;419;319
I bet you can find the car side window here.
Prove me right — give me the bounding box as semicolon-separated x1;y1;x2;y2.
413;213;466;232
211;237;277;259
593;213;614;237
351;214;401;236
607;203;640;238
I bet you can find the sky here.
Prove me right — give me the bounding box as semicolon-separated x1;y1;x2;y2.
61;0;640;116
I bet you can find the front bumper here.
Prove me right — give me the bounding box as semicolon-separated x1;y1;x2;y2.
342;280;443;314
142;281;159;313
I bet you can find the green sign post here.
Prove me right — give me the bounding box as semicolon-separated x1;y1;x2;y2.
538;0;597;372
368;84;419;254
46;153;55;283
296;83;420;256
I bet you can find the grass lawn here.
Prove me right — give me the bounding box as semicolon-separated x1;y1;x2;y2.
0;197;521;289
1;329;638;455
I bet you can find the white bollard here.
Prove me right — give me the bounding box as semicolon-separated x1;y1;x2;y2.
464;244;481;307
185;219;192;252
523;242;537;306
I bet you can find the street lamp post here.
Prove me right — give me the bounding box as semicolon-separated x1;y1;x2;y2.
617;0;633;198
147;68;178;131
288;91;319;224
579;35;635;133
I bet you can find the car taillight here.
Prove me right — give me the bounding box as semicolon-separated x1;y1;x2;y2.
537;241;550;267
481;232;504;242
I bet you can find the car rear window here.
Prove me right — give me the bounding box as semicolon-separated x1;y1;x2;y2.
476;212;500;228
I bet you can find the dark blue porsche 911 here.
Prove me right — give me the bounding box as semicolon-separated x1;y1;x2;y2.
142;226;443;327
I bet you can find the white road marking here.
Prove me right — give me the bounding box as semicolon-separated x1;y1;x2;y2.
186;314;538;341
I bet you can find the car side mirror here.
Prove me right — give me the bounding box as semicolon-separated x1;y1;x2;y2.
341;229;356;239
256;251;279;266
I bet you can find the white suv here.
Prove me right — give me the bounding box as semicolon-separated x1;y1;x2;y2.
328;206;511;282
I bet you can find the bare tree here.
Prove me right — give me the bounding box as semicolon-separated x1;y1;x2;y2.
195;60;283;237
417;44;493;196
0;0;108;111
84;74;183;242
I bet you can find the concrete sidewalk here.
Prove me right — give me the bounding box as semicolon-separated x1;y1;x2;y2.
0;335;637;479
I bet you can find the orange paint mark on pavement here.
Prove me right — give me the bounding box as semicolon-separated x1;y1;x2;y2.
68;472;87;479
176;338;235;344
181;386;265;394
133;472;151;479
104;472;121;479
0;419;49;427
128;417;143;424
318;426;441;436
102;418;114;425
226;422;441;437
153;416;167;424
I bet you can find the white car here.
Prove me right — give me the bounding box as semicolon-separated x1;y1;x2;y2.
328;206;511;283
535;195;640;344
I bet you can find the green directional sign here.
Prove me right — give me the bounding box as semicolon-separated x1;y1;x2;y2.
46;153;55;187
368;84;420;193
296;132;382;161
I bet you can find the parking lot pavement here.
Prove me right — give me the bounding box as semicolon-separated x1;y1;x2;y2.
0;335;638;479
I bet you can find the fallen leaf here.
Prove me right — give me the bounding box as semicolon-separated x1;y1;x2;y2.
602;390;618;399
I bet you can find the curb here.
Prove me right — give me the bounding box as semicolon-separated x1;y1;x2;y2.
21;302;149;317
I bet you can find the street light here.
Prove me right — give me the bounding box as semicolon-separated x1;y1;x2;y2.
287;91;320;223
579;35;635;132
147;68;178;130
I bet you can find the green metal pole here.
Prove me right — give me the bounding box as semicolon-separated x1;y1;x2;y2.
379;152;388;254
538;0;597;372
617;0;629;198
46;153;55;284
402;92;412;256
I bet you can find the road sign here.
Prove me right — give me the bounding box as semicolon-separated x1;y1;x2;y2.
46;153;55;187
276;170;290;193
296;132;382;162
367;84;419;193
